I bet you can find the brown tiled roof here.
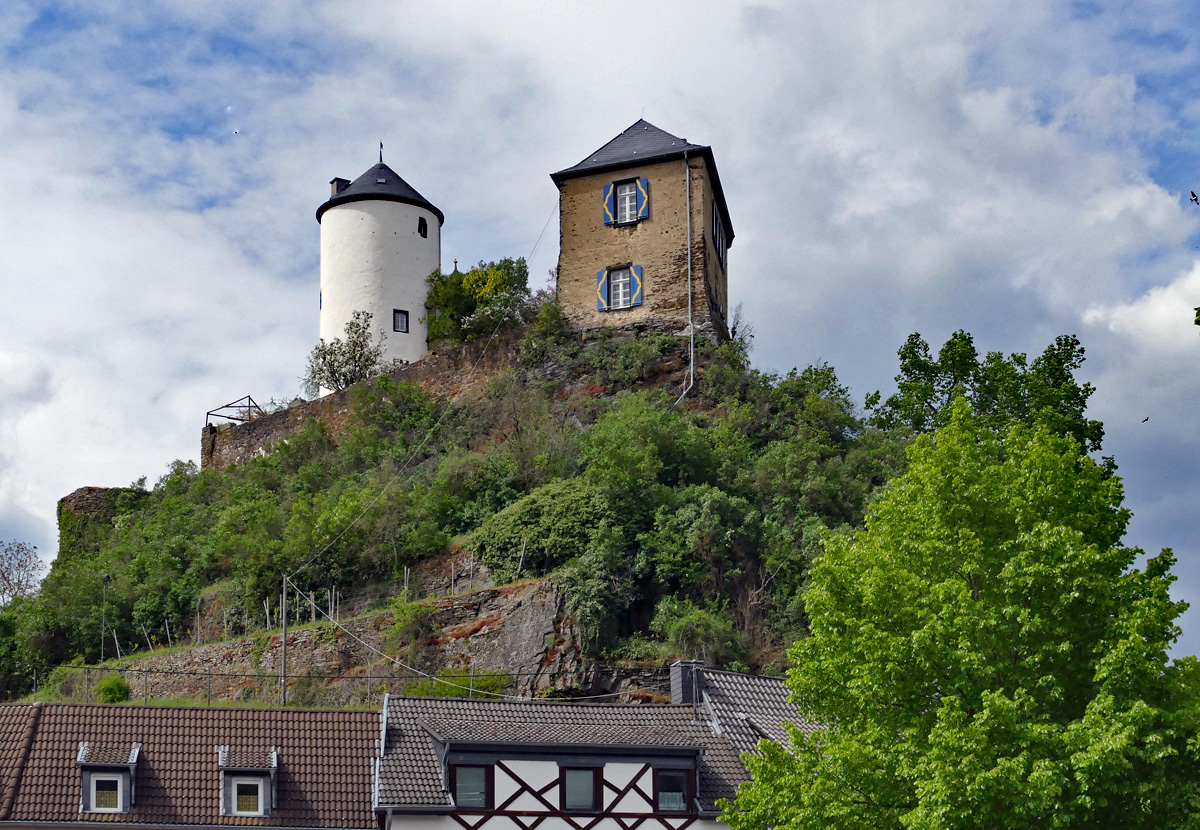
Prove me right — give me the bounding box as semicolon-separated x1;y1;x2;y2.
380;697;746;812
0;704;39;820
696;668;820;759
0;703;377;827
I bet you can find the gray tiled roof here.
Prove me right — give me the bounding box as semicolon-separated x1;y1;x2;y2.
79;743;139;765
379;697;746;812
218;747;275;770
315;162;444;225
697;669;820;759
551;119;706;181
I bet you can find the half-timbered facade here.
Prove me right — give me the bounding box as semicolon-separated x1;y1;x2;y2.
376;695;746;830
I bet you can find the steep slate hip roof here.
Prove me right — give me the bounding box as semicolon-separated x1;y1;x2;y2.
315;162;445;225
378;696;746;813
550;119;735;244
696;668;820;759
0;703;378;828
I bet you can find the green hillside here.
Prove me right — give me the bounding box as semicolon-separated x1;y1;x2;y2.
0;307;1103;698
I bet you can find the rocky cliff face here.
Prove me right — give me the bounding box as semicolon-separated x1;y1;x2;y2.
112;579;667;706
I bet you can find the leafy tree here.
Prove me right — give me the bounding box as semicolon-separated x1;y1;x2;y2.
869;331;1104;452
649;596;745;667
725;400;1199;830
0;540;43;606
304;310;386;395
425;258;531;341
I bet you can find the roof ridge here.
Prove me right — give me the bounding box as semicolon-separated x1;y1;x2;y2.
703;668;787;682
0;703;41;820
390;697;695;710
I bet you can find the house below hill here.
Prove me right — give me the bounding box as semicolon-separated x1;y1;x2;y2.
0;664;796;830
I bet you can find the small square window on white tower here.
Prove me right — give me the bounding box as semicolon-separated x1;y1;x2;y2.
609;268;633;309
615;181;638;223
393;309;409;333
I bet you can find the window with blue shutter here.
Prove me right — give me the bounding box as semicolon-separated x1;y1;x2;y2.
631;265;643;307
603;184;616;226
596;270;609;311
636;178;650;220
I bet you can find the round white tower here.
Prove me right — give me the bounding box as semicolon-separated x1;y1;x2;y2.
316;161;443;367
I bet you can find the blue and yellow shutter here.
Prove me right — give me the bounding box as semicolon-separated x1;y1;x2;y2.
636;178;650;220
602;184;616;226
596;270;609;311
631;265;643;307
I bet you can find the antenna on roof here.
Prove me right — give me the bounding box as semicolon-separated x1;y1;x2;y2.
380;141;384;163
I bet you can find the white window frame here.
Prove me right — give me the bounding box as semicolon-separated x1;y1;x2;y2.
90;772;123;813
615;181;638;224
393;309;409;333
230;776;266;817
609;268;633;309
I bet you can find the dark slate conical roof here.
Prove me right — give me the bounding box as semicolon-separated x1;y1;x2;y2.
550;119;733;244
316;162;444;225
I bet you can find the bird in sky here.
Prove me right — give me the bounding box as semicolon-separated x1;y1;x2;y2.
1143;416;1150;423
1192;191;1199;204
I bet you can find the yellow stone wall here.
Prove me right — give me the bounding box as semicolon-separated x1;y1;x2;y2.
555;155;728;338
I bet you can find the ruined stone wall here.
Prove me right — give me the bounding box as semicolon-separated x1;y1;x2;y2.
201;331;525;471
556;156;727;341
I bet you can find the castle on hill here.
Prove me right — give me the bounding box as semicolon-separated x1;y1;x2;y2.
316;119;735;364
200;121;735;469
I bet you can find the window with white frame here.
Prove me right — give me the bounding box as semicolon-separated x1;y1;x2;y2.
230;777;265;816
90;773;123;813
393;309;409;333
616;181;638;224
609;268;632;309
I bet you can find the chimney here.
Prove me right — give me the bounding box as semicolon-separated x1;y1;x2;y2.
330;178;351;198
670;660;705;705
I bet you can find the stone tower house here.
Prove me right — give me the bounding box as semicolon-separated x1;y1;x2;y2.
315;161;444;366
551;120;734;340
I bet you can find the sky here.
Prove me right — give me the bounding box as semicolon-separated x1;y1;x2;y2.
2;0;1200;652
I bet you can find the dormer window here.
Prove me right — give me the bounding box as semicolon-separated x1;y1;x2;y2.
653;769;693;813
77;741;139;814
216;745;277;818
231;777;266;816
90;774;122;812
450;765;493;810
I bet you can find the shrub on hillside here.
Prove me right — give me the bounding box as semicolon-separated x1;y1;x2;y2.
650;596;745;667
403;668;512;698
96;673;130;704
383;599;435;654
468;478;613;582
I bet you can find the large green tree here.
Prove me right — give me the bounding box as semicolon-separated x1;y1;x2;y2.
725;400;1200;830
868;331;1104;452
